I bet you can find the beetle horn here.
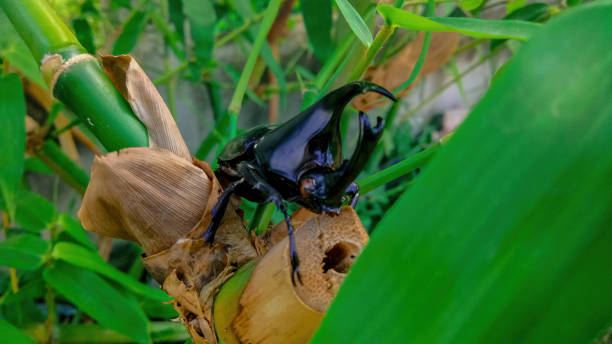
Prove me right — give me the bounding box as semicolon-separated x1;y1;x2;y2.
321;81;397;119
327;112;386;197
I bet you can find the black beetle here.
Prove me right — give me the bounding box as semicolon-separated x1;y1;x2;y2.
203;81;396;283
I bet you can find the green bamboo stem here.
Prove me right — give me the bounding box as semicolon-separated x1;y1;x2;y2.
349;25;395;81
248;203;276;235
1;0;149;151
358;140;443;195
36;141;89;196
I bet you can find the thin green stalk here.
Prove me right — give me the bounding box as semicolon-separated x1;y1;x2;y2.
393;0;436;95
36;141;89;196
153;60;188;85
402;0;455;7
400;50;499;122
358;138;447;194
214;13;264;48
227;0;283;138
349;24;395;81
313;34;356;90
248;203;276;235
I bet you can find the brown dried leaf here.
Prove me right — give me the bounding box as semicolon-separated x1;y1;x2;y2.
101;55;191;160
355;32;459;111
78;147;212;255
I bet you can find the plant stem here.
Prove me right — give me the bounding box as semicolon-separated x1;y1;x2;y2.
358;139;444;194
349;25;395;81
227;0;283;138
36;141;89;196
215;13;265;48
248;203;276;235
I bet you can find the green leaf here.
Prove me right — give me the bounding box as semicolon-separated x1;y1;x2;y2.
491;3;550;51
44;261;150;343
313;4;612;343
184;0;216;66
334;0;373;46
460;0;486;11
0;10;46;88
15;190;56;232
72;17;95;54
52;242;169;302
378;4;541;40
112;10;148;55
0;319;36;344
24;157;53;175
302;0;333;61
168;0;185;41
0;234;48;270
57;213;95;250
0;74;26;220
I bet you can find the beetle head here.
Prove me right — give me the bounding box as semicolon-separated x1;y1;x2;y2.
297;169;344;214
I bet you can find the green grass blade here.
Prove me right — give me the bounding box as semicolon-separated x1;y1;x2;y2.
0;74;26;219
44;261;150;343
0;234;49;270
184;0;216;66
52;242;170;302
313;4;612;343
302;0;333;61
112;10;148;55
334;0;373;46
378;4;541;40
15;190;57;232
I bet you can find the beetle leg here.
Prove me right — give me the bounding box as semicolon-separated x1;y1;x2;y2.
274;200;302;285
202;178;244;245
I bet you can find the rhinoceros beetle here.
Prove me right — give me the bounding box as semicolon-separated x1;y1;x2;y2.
203;81;396;283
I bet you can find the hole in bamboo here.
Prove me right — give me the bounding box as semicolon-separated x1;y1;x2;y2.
322;242;360;274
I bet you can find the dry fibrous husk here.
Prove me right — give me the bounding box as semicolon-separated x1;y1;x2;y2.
355;32;459;111
101;55;191;160
231;207;369;344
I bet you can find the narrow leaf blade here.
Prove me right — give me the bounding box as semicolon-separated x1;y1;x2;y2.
112;11;148;55
44;261;150;343
0;74;26;219
0;234;48;270
0;319;36;344
302;0;333;61
52;242;169;302
378;4;541;40
15;190;56;232
335;0;373;46
184;0;216;65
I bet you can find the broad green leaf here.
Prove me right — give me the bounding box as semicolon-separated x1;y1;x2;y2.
72;17;95;54
0;74;26;220
112;10;148;55
334;0;373;46
0;10;46;88
302;0;333;61
184;0;216;65
15;190;56;232
378;4;541;40
0;319;36;344
314;4;612;343
2;276;45;304
57;213;95;250
461;0;486;11
0;234;48;270
44;261;150;343
52;242;169;302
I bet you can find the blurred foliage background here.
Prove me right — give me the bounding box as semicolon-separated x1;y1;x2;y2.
1;0;611;343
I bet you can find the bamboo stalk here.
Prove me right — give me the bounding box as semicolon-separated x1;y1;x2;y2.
1;0;149;151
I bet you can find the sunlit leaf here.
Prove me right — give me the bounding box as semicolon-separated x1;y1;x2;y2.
44;261;150;343
0;74;26;219
334;0;373;46
378;4;541;40
57;213;95;250
314;4;612;343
